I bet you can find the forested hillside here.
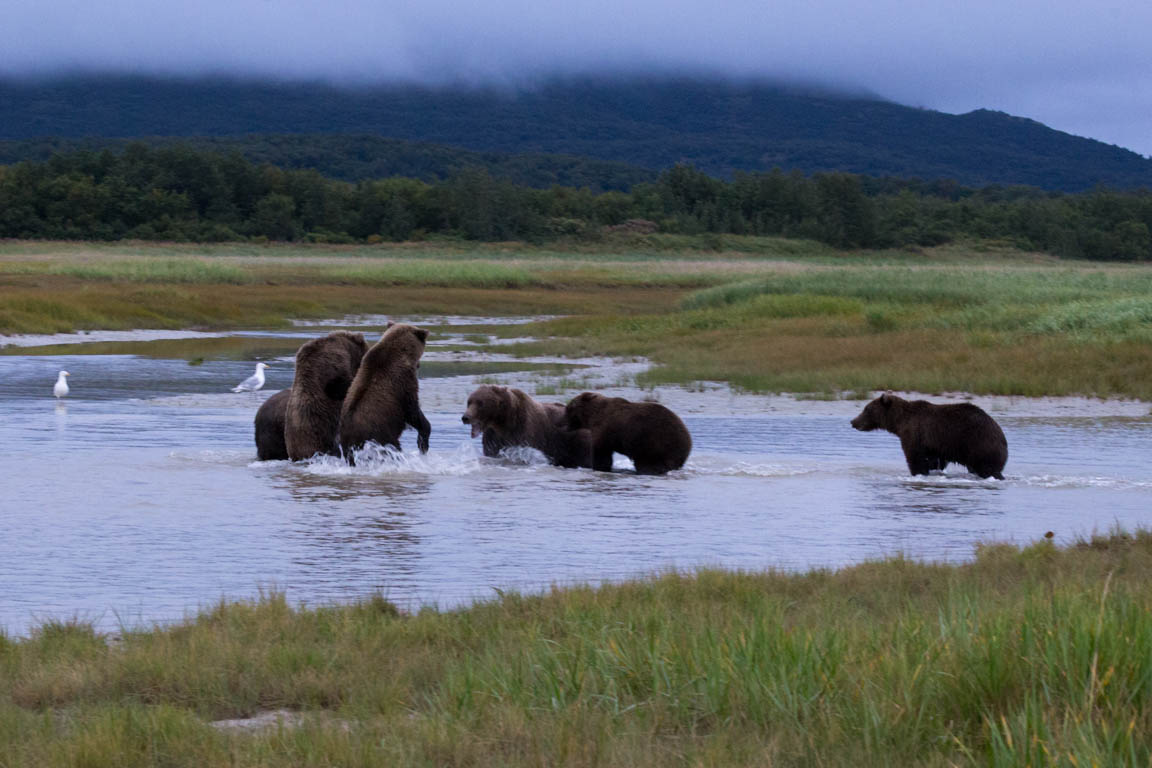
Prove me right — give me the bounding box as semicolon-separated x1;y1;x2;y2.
0;135;655;191
1;144;1149;260
2;76;1151;192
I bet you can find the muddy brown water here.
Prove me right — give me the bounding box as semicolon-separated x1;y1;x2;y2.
1;318;1150;636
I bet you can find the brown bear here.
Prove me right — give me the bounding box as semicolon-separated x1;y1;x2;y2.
284;331;369;461
461;385;593;468
254;389;290;461
561;392;692;475
850;392;1008;479
337;323;431;459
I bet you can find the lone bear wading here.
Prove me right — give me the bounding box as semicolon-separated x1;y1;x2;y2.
851;393;1008;479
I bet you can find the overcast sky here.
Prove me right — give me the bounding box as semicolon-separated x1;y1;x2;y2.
2;0;1150;156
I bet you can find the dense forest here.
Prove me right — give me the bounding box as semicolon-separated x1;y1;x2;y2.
1;144;1150;260
0;135;655;191
3;76;1152;192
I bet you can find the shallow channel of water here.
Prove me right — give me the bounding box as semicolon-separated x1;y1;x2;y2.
1;318;1150;636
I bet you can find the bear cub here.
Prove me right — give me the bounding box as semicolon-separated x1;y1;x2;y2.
851;392;1008;479
562;392;692;475
284;330;369;461
462;385;592;468
338;323;431;460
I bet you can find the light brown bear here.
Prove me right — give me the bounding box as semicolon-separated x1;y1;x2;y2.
284;331;369;461
337;323;431;460
561;392;692;475
461;385;592;468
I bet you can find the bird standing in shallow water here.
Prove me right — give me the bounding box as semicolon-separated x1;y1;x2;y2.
53;370;70;399
232;362;269;393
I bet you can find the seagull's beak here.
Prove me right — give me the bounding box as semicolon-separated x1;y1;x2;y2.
63;372;70;377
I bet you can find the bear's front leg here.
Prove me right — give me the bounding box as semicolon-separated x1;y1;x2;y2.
904;452;933;476
404;396;431;454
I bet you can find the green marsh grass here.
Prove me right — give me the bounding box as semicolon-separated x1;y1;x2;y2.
3;241;1151;399
515;264;1152;398
4;532;1152;766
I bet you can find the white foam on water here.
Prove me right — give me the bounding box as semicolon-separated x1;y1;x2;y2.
1015;474;1152;490
299;441;488;477
894;471;1152;491
684;457;821;478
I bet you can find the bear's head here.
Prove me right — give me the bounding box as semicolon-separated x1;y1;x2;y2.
462;385;512;438
295;331;370;400
333;330;369;362
851;392;903;432
562;391;609;431
378;322;429;367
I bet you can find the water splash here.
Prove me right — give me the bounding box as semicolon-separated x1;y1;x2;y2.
300;441;487;477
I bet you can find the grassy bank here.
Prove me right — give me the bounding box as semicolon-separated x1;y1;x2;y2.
519;265;1152;399
2;240;1150;399
3;532;1152;766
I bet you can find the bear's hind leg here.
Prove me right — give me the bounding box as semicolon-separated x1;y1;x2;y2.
592;446;615;473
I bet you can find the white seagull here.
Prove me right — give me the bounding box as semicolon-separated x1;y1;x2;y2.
232;362;269;393
53;370;71;399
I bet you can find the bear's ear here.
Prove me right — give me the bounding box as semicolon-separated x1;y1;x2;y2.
384;322;395;330
880;391;894;405
413;328;429;343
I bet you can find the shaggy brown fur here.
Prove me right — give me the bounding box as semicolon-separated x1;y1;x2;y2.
254;389;290;461
851;392;1008;479
337;323;431;459
284;331;369;461
462;385;592;468
562;392;692;475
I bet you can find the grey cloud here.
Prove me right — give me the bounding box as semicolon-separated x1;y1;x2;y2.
2;0;1150;154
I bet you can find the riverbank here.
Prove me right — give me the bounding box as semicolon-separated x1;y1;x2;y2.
2;531;1149;766
3;239;1150;399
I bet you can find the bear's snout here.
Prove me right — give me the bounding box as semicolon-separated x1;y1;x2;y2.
461;415;470;424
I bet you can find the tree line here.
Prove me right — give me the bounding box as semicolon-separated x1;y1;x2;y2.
0;144;1149;260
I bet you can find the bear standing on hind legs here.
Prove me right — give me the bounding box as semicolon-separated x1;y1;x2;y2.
850;392;1008;479
562;392;692;475
337;323;431;461
284;331;370;461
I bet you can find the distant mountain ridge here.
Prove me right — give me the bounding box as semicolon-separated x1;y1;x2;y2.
1;75;1150;192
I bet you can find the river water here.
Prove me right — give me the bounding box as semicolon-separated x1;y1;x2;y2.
1;319;1150;635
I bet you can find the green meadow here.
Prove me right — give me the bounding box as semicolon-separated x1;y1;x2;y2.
2;239;1150;398
2;531;1151;767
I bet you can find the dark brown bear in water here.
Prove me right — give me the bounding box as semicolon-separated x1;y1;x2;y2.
337;323;431;460
562;392;692;475
850;392;1008;479
461;385;592;468
284;331;369;461
254;389;290;460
